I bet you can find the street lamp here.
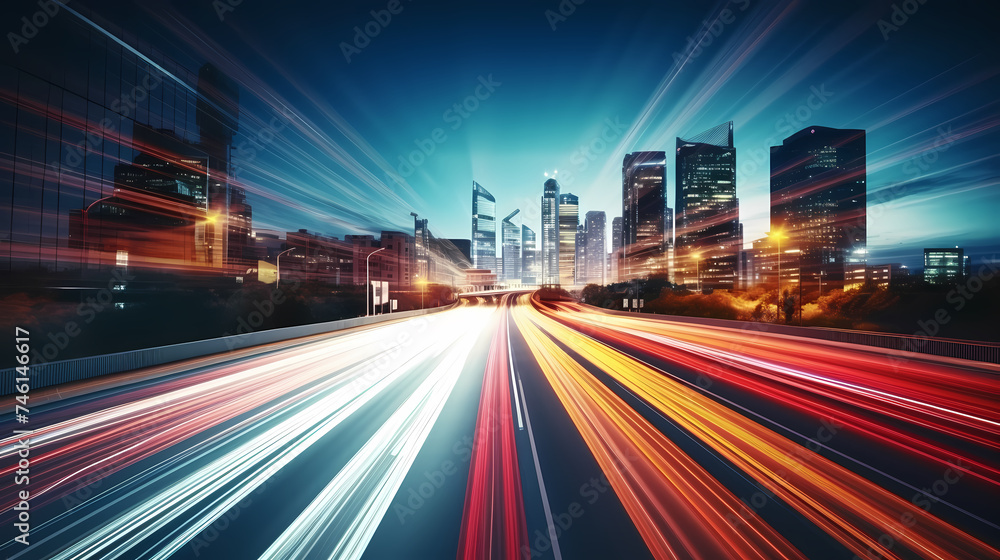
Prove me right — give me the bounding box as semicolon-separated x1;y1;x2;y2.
365;247;386;317
692;252;702;292
769;230;787;322
276;247;295;288
83;194;116;268
417;278;428;310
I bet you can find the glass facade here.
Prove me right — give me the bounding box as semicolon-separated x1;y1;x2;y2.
521;225;538;285
471;181;496;273
501;209;521;283
770;125;866;287
0;4;246;276
584;210;606;285
675;121;741;290
541;178;559;285
622;151;667;281
558;192;578;286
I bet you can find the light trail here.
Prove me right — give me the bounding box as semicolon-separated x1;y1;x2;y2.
539;300;1000;485
8;307;489;560
457;295;529;560
512;295;808;560
259;312;490;560
525;295;1000;560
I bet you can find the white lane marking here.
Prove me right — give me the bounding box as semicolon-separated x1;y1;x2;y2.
517;375;563;560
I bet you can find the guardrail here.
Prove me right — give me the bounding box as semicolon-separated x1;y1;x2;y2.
2;305;454;396
601;309;1000;365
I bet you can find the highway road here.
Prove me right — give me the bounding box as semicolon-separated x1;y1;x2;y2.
2;293;998;559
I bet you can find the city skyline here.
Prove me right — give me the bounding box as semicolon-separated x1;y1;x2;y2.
2;1;997;273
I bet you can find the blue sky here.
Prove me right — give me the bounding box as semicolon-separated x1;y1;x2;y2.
135;0;999;268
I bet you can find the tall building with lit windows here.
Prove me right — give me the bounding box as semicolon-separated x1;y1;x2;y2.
584;211;606;285
1;4;247;276
540;178;560;284
622;151;667;281
924;248;965;285
471;181;497;273
501;209;521;283
770;125;866;287
610;216;623;282
521;225;539;285
675;122;740;290
558;193;579;286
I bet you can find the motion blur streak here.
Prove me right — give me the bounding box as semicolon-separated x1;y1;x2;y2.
541;300;1000;485
458;295;530;560
512;295;807;560
0;315;443;512
527;296;1000;560
34;307;487;560
260;310;490;560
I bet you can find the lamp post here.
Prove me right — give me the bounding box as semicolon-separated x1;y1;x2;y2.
769;230;786;323
276;247;295;288
83;194;115;268
693;252;702;293
365;247;386;317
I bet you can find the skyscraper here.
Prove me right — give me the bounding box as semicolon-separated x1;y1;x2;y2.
924;248;965;285
412;213;431;281
501;209;521;283
575;224;587;285
675;121;741;290
197;63;248;273
585;211;606;285
558;193;579;286
521;225;539;285
770;126;866;287
472;181;497;273
541;178;560;285
610;216;623;283
622;151;667;281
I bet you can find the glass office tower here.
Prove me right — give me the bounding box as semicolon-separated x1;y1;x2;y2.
471;181;497;273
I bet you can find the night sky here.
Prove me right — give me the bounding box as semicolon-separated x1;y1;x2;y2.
54;0;1000;268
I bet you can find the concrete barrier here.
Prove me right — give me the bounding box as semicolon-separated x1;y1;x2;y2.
2;305;454;396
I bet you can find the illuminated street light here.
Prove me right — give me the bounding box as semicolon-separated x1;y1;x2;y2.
366;247;386;317
692;252;702;292
276;247;295;288
769;229;788;322
417;277;428;310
